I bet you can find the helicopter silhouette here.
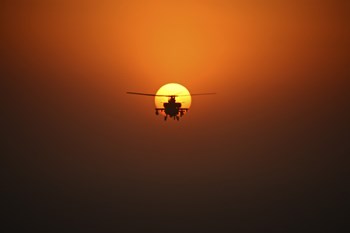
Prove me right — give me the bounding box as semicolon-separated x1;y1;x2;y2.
126;92;215;121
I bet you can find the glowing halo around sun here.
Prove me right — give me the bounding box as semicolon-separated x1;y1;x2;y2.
154;83;191;112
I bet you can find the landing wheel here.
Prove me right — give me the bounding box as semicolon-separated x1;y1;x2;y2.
176;116;180;121
164;116;167;121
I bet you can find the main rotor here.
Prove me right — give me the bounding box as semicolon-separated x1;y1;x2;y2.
126;92;216;97
126;90;216;121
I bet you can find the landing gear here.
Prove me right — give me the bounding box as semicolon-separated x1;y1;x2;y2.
155;110;159;115
164;116;167;121
176;116;180;121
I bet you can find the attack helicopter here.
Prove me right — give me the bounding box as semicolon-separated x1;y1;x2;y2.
126;91;215;121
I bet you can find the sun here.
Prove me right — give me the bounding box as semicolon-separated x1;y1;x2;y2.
155;83;191;110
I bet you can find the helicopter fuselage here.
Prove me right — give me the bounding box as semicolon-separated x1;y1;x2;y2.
126;91;215;121
155;96;188;120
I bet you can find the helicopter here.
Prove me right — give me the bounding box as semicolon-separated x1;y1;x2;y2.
126;92;215;121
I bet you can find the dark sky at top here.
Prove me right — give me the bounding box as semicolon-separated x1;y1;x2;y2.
3;1;349;232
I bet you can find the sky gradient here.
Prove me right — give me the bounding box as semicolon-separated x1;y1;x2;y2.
3;1;349;232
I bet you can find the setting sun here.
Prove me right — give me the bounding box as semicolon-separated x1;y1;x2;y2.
154;83;191;110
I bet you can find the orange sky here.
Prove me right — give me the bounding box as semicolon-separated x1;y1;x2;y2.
3;0;349;152
3;2;349;230
3;0;348;174
3;1;348;89
3;0;349;151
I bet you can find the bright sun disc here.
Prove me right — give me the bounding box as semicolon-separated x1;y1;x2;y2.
155;83;191;111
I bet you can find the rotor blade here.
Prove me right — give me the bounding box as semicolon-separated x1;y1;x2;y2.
126;92;156;96
177;93;216;96
127;92;216;97
126;92;171;97
189;93;216;96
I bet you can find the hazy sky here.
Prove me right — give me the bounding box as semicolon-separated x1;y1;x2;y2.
3;1;349;232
